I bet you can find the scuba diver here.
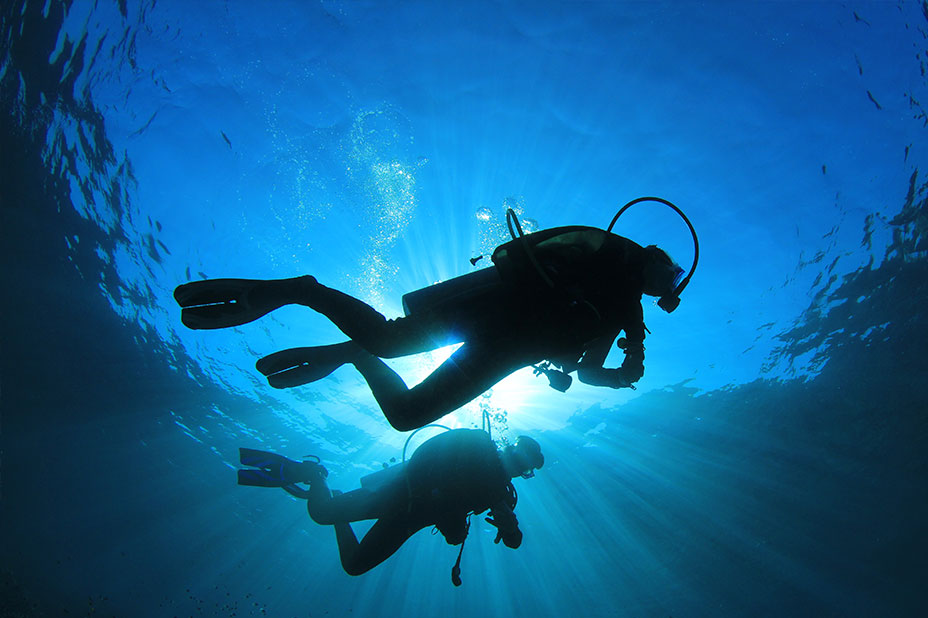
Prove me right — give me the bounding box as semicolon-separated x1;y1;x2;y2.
175;197;698;431
237;429;544;583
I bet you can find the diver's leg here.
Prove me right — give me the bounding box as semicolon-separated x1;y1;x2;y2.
174;274;429;348
256;341;364;389
352;341;529;431
295;279;457;357
335;516;427;576
306;477;404;525
332;521;364;575
307;486;377;525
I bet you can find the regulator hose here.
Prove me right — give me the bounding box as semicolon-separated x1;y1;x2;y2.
606;196;699;298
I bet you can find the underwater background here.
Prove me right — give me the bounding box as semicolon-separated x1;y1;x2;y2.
2;1;927;616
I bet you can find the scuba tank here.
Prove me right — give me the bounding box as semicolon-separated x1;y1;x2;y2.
359;462;408;491
360;423;453;491
403;197;698;319
400;267;502;317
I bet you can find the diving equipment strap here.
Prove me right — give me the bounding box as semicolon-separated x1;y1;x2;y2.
451;516;471;587
506;208;555;288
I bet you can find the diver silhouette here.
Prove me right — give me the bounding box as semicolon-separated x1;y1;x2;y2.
237;429;543;583
175;198;698;431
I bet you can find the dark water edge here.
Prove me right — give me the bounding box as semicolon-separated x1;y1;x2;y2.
2;1;928;617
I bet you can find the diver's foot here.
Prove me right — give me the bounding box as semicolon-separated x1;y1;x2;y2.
283;459;328;484
257;341;361;389
175;277;313;330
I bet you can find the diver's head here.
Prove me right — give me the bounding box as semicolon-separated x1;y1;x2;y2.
502;436;545;479
642;245;684;299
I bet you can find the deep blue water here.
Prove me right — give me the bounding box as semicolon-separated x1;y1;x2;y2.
2;1;927;616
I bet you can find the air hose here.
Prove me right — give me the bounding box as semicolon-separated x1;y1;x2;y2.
402;423;452;463
506;208;554;288
506;197;699;299
606;196;700;301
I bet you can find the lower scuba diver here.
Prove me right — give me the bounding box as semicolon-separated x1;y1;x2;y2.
237;429;544;584
175;197;698;431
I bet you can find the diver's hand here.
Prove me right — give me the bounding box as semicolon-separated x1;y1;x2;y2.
485;510;521;548
485;518;522;547
498;527;522;548
485;518;505;544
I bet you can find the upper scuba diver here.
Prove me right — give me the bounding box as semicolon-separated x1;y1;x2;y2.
174;197;699;431
237;429;543;583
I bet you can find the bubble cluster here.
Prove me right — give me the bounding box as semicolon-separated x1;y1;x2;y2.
474;196;540;257
347;107;418;304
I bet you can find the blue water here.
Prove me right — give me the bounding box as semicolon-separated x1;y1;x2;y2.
2;1;926;616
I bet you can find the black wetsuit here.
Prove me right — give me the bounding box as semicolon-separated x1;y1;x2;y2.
305;429;518;575
301;226;648;430
490;225;647;378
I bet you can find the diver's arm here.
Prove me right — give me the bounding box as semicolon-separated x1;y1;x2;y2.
617;342;644;384
576;335;637;388
576;318;645;389
485;502;522;548
617;305;646;384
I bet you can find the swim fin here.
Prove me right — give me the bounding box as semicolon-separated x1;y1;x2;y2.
174;276;314;330
256;342;358;389
237;447;328;488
